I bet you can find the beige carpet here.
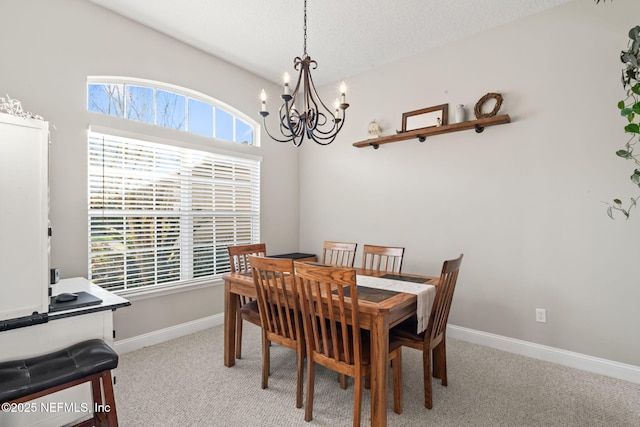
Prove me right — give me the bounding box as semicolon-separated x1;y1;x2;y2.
114;324;640;426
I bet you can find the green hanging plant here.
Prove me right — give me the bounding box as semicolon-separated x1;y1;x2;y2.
596;0;640;219
608;25;640;219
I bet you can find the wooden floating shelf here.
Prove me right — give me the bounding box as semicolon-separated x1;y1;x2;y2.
352;114;511;149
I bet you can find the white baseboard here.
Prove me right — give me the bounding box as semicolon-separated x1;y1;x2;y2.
113;316;640;385
447;324;640;384
114;313;224;354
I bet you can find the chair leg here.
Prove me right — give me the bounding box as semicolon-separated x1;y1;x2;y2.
90;376;106;426
339;373;348;389
101;371;119;427
91;376;103;406
432;346;440;379
296;351;304;409
392;348;403;414
423;347;433;409
235;308;243;359
353;374;362;427
435;340;448;386
305;359;315;422
261;337;270;389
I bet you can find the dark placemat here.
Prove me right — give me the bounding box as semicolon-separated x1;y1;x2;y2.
270;252;316;260
380;273;429;283
334;286;400;303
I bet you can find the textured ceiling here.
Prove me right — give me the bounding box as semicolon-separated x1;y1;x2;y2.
88;0;571;86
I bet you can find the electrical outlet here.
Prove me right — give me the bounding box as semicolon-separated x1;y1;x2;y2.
535;308;547;323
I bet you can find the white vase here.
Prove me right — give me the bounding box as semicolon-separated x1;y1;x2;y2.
454;104;466;123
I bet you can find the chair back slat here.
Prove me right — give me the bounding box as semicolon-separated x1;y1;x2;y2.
427;254;463;343
249;256;300;342
295;262;361;366
361;244;405;273
228;243;267;273
321;241;357;267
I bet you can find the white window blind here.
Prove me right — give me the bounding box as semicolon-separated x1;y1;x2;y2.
88;132;260;292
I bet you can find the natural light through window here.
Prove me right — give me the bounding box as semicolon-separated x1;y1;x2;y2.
88;133;260;293
87;78;261;294
87;77;256;145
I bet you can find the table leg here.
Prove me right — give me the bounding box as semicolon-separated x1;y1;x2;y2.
370;314;389;427
224;279;237;367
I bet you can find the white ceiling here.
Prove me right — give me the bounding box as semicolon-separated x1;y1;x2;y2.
89;0;571;86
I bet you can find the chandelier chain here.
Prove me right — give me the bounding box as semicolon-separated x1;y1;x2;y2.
303;0;307;56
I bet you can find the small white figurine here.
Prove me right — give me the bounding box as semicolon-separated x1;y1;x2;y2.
368;120;382;138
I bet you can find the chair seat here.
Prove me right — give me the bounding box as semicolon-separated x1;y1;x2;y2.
239;299;261;325
0;339;118;403
390;317;424;341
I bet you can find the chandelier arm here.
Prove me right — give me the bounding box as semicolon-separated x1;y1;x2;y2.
261;103;303;144
305;64;340;119
308;127;339;145
282;99;302;138
262;116;296;144
279;104;307;146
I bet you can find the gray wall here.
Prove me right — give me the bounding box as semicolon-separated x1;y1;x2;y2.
0;0;299;340
2;0;639;367
299;0;640;366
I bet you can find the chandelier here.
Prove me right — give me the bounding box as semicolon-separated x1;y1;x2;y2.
259;0;349;146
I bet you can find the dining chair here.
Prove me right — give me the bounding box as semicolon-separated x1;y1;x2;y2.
294;262;403;427
321;240;358;388
228;243;267;359
248;255;305;408
389;253;464;409
321;241;357;267
361;244;405;273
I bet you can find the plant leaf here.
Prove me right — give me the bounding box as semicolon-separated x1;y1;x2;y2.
607;206;614;219
616;150;631;158
614;198;623;206
624;123;640;133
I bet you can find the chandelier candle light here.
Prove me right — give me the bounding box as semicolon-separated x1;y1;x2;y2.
259;0;349;146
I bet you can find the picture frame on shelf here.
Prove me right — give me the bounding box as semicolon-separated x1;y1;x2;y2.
401;104;448;133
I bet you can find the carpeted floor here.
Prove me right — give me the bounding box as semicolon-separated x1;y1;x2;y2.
114;324;640;426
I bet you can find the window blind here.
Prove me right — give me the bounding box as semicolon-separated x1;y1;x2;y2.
88;132;260;292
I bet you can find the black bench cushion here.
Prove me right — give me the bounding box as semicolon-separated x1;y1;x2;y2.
0;339;118;403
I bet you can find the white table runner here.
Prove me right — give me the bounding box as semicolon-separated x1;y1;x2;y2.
356;275;436;334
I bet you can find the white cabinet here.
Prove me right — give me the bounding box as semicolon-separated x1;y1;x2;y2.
0;279;129;427
0;112;50;321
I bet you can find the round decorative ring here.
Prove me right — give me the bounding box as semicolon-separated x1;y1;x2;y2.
474;92;503;119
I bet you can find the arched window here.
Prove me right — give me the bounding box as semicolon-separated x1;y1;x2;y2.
87;77;257;145
87;78;260;294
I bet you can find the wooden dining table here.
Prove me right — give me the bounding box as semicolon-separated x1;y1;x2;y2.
223;265;437;427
